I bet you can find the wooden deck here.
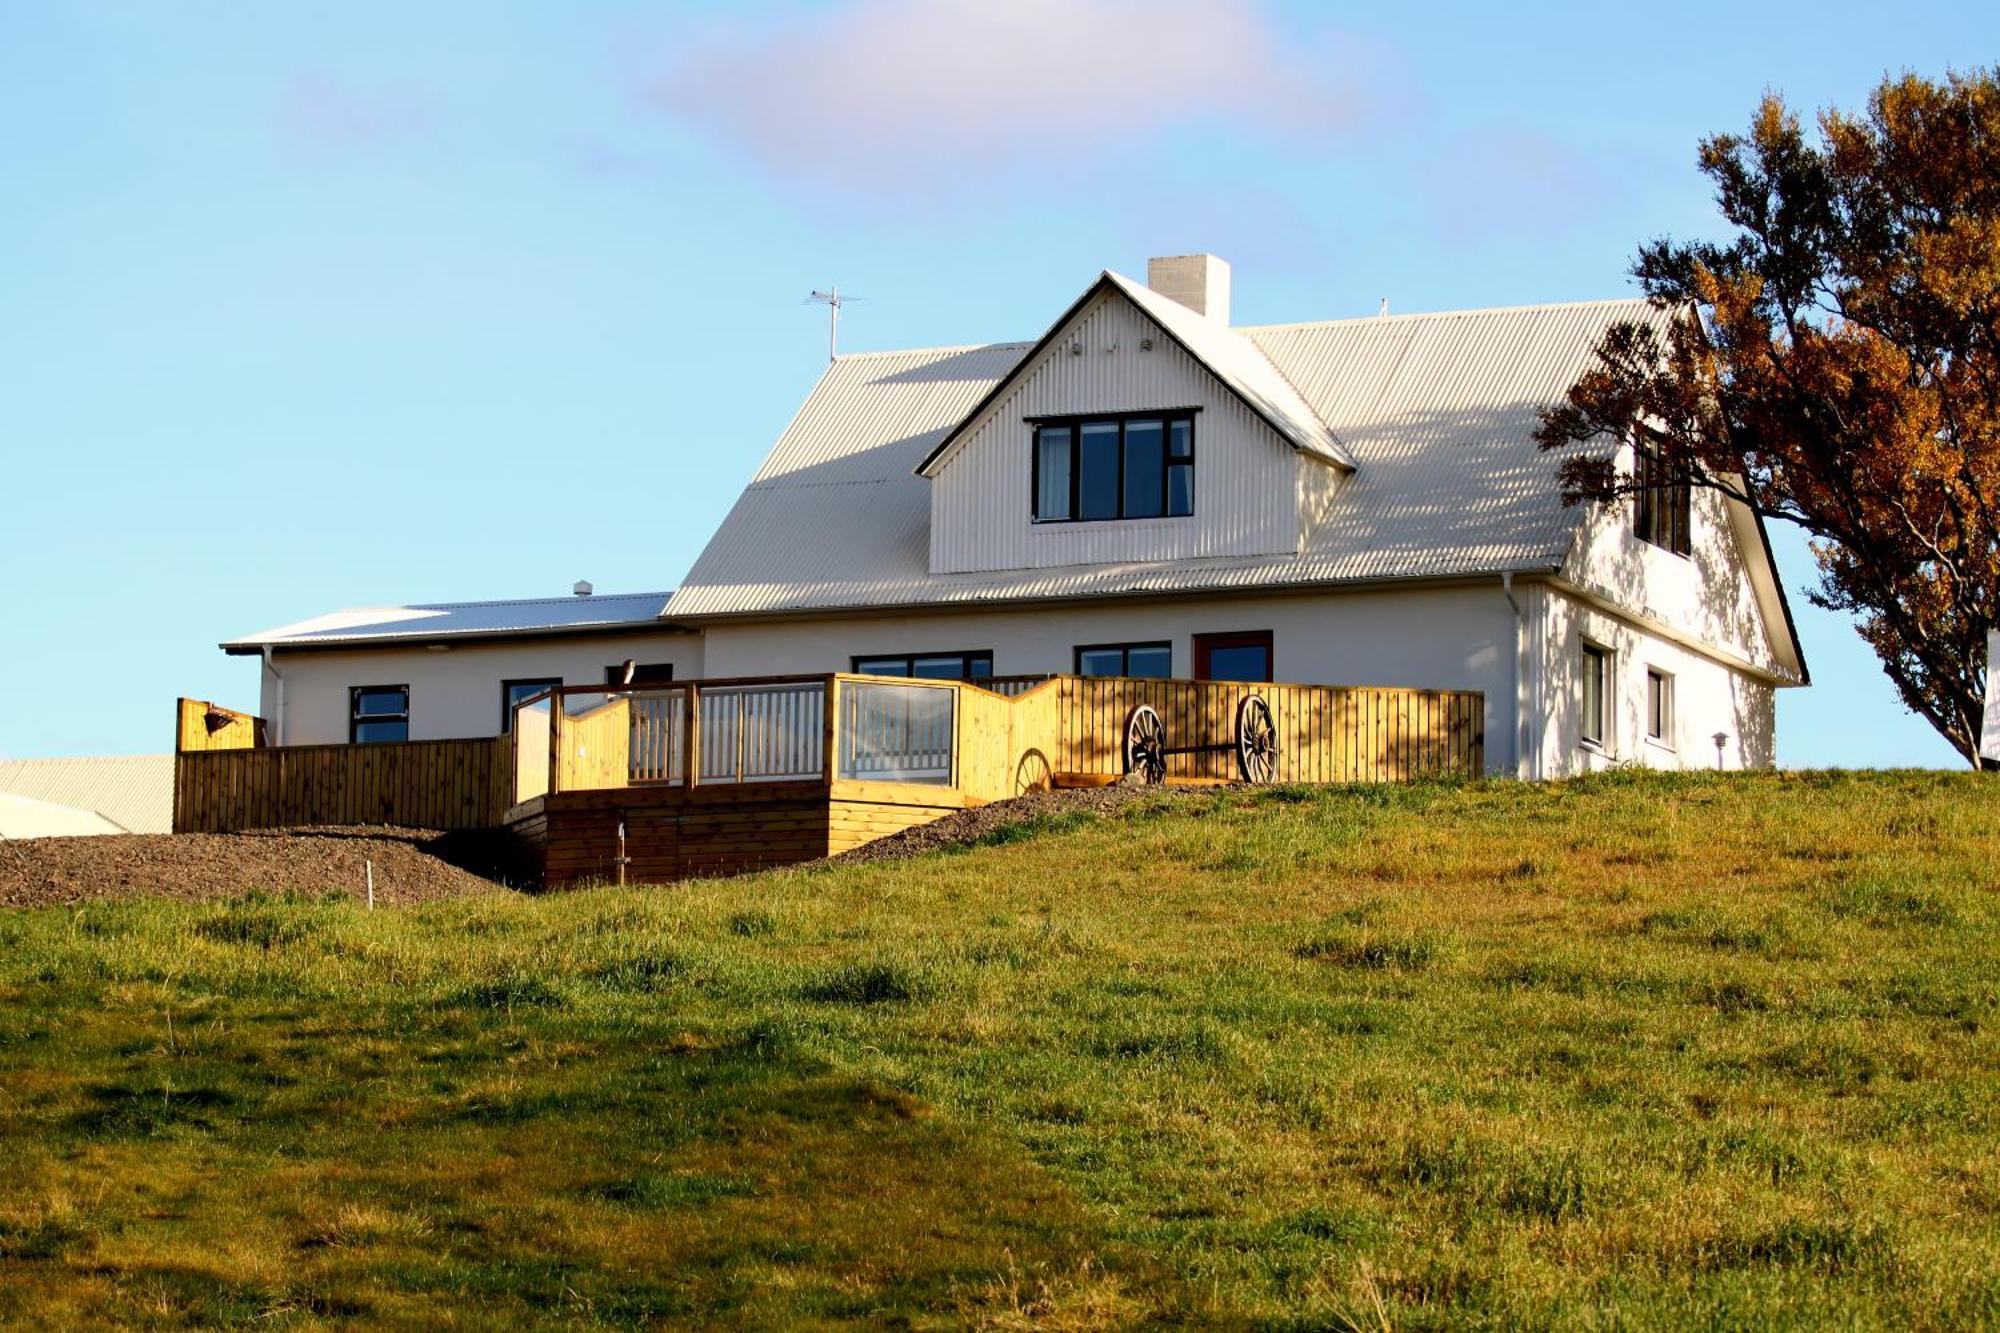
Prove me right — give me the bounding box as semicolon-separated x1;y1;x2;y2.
505;778;968;888
172;673;1485;882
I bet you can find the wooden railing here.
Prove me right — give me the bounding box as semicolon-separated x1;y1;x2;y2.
171;675;1485;835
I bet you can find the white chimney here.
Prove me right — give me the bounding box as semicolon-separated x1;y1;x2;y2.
1146;254;1231;324
573;580;593;597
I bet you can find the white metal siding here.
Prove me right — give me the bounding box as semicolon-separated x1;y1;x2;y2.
929;291;1304;574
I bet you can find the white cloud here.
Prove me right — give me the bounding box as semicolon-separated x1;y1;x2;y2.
645;0;1365;192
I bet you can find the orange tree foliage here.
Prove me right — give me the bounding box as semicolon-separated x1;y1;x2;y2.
1537;71;2000;765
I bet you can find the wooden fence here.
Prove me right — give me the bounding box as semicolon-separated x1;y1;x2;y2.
172;697;515;834
1034;676;1484;784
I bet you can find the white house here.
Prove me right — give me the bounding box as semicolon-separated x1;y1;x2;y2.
223;255;1807;778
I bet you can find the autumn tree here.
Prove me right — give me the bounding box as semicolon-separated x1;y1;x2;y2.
1537;70;2000;766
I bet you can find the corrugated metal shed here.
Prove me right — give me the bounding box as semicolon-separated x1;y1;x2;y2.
668;296;1664;619
224;591;675;652
0;755;174;834
0;793;129;839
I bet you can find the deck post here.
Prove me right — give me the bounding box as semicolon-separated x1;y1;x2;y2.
823;675;838;785
683;683;701;789
548;690;562;797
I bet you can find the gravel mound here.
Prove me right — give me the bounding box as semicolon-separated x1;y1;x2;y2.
0;826;517;909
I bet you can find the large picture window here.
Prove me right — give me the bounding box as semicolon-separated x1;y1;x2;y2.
350;685;409;744
1633;444;1692;556
1033;412;1194;522
1075;642;1172;678
852;651;993;681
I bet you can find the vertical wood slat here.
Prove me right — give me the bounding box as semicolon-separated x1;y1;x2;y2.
173;736;514;833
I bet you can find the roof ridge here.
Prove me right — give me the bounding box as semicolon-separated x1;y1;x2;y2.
832;340;1034;362
1236;296;1654;333
359;590;674;613
829;297;1653;366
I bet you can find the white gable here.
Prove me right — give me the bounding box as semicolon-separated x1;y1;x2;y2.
926;287;1329;575
1563;458;1804;681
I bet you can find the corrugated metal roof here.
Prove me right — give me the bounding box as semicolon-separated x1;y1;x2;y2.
0;755;174;834
224;591;676;652
668;298;1663;618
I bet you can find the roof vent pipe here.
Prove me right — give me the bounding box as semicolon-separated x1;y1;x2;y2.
573;580;593;597
1146;254;1231;324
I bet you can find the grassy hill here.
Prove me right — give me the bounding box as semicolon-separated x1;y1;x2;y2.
1;771;1996;1329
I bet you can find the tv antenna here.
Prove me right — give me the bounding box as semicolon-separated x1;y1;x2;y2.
807;286;861;361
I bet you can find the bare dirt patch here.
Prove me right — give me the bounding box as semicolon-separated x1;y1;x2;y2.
0;826;517;909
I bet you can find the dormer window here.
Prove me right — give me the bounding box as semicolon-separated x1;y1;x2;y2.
1032;411;1195;523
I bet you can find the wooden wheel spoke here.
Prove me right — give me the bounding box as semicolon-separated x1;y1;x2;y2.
1124;705;1167;784
1236;694;1278;784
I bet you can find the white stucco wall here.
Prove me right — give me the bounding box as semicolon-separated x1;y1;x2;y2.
262;631;703;745
698;583;1521;773
1564;451;1787;677
927;289;1315;574
1519;583;1775;778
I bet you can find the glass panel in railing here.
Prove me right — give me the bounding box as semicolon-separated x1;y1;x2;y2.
511;694;552;804
839;681;954;784
624;688;684;784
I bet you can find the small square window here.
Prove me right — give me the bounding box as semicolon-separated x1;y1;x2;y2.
350;685;409;744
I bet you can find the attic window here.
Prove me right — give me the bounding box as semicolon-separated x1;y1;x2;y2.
1033;411;1194;523
1633;443;1692;557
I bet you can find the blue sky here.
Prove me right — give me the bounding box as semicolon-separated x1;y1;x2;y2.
1;1;1989;765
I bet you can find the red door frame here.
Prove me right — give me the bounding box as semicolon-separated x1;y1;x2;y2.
1193;630;1274;682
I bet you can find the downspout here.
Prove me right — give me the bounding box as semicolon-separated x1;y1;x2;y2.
262;647;285;747
1500;573;1528;780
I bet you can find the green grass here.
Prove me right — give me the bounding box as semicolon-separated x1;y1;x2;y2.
2;770;1997;1329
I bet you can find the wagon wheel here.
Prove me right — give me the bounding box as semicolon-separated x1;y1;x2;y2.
1123;705;1168;785
1236;694;1278;784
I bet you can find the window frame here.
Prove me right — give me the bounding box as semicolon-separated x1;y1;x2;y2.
349;684;410;745
1645;666;1675;747
849;650;995;682
1073;641;1174;678
1632;442;1693;557
500;677;563;734
605;663;676;687
1579;642;1611;751
1030;408;1198;524
1193;630;1274;683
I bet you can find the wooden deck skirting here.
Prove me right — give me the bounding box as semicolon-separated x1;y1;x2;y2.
506;779;964;889
171;676;1484;872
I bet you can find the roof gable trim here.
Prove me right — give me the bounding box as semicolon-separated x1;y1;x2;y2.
914;272;1353;478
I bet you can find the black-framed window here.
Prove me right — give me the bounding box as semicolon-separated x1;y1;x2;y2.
852;651;994;681
1646;667;1674;744
605;662;675;686
1033;411;1194;522
500;678;561;733
350;685;409;744
1634;444;1692;556
1075;642;1172;678
1580;643;1610;749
